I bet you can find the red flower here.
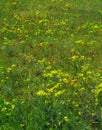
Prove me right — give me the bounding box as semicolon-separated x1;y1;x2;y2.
49;59;53;65
71;77;77;83
96;52;99;56
84;43;88;47
50;43;53;47
62;40;65;43
29;45;33;49
99;68;102;71
71;77;76;81
5;96;9;101
38;45;43;50
90;52;95;55
73;51;77;55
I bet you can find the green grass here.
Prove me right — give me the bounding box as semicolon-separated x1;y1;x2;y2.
0;0;102;129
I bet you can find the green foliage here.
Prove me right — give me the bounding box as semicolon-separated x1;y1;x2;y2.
0;0;102;129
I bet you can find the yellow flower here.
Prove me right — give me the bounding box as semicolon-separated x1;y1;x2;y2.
87;71;93;75
80;56;85;60
51;70;58;75
47;73;53;78
98;83;102;88
2;107;7;112
20;124;25;127
55;90;65;97
75;40;84;44
92;24;100;29
11;64;16;68
63;116;69;122
62;73;69;77
38;58;46;63
80;88;85;92
39;19;43;24
11;104;15;109
94;83;102;104
6;77;9;79
39;42;43;47
7;67;12;73
26;78;30;82
5;101;10;105
71;55;79;61
36;90;47;96
81;66;88;71
60;20;66;25
43;72;53;78
62;78;68;83
77;73;84;77
1;79;3;82
35;10;40;15
65;3;71;9
78;111;82;115
47;83;61;93
45;29;53;35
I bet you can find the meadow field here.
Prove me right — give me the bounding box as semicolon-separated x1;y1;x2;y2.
0;0;102;129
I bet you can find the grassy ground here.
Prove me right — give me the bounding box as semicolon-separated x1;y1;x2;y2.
0;0;102;129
